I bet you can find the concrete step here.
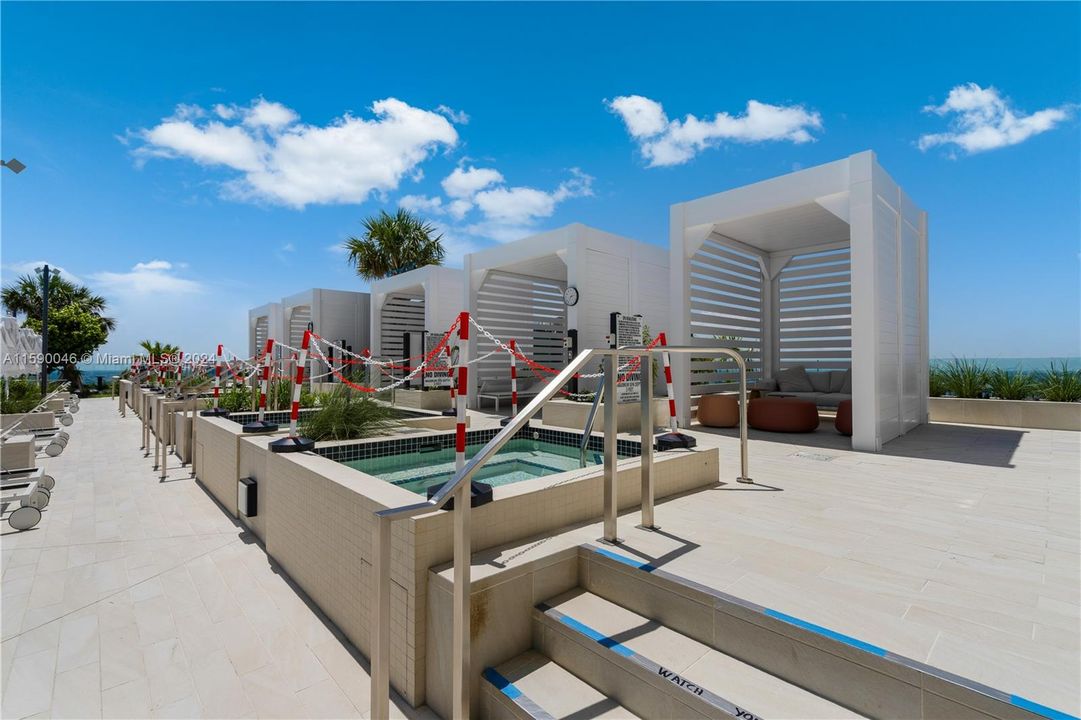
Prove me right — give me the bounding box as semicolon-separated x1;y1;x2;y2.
535;588;864;720
481;650;640;720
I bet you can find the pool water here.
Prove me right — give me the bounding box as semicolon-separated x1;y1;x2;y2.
345;438;628;495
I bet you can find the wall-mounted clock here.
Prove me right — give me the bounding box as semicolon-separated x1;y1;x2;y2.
563;286;579;306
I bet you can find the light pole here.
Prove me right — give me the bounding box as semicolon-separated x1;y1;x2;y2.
1;158;27;174
35;265;57;395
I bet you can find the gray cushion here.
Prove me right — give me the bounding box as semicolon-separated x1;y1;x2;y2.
754;379;779;392
765;391;821;401
776;365;814;393
809;372;832;393
840;369;852;395
828;370;847;394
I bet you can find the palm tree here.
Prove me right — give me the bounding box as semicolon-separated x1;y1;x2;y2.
2;274;116;332
137;340;181;385
343;209;446;281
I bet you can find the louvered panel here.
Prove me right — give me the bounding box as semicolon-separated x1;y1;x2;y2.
688;241;765;384
777;246;851;374
380;293;425;378
475;270;567;390
288;306;312;354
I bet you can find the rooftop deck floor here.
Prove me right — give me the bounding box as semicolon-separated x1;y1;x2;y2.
2;398;1078;718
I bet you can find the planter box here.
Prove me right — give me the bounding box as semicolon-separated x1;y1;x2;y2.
929;397;1081;431
1;412;56;432
542;397;669;432
393;389;452;411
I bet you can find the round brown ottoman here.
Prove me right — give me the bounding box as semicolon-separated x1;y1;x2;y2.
748;397;820;433
697;393;739;427
835;399;852;436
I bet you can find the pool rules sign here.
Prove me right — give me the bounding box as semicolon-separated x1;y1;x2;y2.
610;312;643;403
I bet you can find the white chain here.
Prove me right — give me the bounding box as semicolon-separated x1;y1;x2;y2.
467;315;639;380
308;337;433;393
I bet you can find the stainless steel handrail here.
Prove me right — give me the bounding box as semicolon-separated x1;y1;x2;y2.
579;379;604;467
369;345;750;719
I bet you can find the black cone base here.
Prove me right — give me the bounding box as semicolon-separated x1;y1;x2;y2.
269;436;316;453
242;420;279;434
655;432;697;451
200;408;231;417
441;408;457;417
426;481;493;510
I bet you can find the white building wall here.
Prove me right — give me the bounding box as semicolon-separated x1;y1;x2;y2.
248;303;284;358
369;266;465;358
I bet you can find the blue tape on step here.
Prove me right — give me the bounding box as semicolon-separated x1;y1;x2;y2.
553;612;635;658
592;546;657;572
1010;694;1080;720
764;609;888;657
482;667;522;700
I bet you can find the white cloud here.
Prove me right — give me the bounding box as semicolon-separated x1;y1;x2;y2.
399;194;445;214
441;165;504;199
918;83;1072;155
436;105;470;124
606;95;823;167
91;259;203;296
1;261;84;286
213;103;236;120
243;98;299;130
402;166;593;247
131;97;459;208
280;243;295;252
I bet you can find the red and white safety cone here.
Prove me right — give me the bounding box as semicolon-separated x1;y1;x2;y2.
655;332;696;451
201;344;230;417
243;339;279;433
270;330;315;453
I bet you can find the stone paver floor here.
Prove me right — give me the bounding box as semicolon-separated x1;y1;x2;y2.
1;397;431;719
3;397;1079;718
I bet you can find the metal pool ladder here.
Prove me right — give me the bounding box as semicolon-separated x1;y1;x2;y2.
368;345;751;719
579;379;605;467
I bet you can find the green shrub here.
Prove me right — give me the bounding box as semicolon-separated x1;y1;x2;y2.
1;379;42;414
300;386;398;441
988;367;1036;400
218;383;254;413
1038;361;1081;403
938;357;989;398
928;366;947;397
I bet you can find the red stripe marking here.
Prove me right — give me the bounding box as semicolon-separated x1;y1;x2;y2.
291;400;300;419
668;399;677;416
511;391;518;405
455;425;466;452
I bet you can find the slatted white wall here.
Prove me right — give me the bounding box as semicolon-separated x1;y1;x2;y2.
777;246;852;374
475;270;566;391
254;318;268;359
288;306;312;355
687;237;765;396
380;293;425;376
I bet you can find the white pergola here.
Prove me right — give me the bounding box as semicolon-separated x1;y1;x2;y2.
369;265;464;363
247;303;284;358
669;151;928;452
463;223;669;405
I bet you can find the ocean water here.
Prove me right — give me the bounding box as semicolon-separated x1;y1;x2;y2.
930;357;1081;374
48;363;127;385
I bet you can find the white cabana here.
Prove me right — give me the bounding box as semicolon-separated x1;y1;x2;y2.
669;151;928;452
247;303;285;358
369;265;464;364
464;223;669;405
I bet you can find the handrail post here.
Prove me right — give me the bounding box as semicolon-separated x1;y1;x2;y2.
371;515;391;720
736;352;752;484
451;482;471;718
602;351;619;543
639;350;655;528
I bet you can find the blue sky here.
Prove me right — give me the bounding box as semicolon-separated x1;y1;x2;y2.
2;2;1078;359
